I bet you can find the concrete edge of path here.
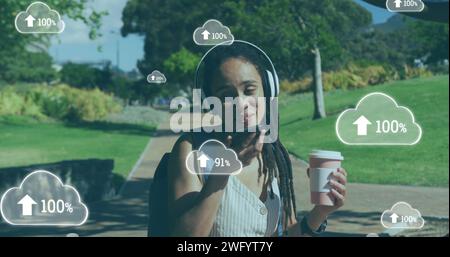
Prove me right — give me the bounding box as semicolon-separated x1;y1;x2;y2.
117;137;153;196
117;121;168;197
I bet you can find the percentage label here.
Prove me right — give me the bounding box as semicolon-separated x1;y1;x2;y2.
37;18;56;27
404;0;418;6
375;120;407;134
401;215;418;223
41;199;73;214
211;32;227;40
214;158;231;167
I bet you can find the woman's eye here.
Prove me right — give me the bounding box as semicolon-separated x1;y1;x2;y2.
244;88;257;95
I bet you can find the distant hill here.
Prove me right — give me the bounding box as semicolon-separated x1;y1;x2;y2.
373;14;416;33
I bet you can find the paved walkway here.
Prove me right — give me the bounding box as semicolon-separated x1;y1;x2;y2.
1;117;447;237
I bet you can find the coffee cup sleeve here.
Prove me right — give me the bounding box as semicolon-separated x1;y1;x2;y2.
309;168;335;193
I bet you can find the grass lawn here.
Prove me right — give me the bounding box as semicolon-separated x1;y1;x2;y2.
0;115;155;178
279;75;449;187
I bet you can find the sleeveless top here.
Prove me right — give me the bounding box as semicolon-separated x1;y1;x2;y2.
209;176;282;237
190;132;282;237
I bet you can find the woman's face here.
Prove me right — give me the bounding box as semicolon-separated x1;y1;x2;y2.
210;57;265;128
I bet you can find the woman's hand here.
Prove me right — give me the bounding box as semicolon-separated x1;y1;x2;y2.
225;130;266;167
312;168;348;217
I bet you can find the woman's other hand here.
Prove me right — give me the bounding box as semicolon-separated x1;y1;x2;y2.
314;167;348;216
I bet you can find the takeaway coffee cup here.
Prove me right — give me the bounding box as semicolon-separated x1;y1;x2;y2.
309;150;344;206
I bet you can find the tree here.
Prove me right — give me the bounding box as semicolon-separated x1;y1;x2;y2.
290;0;371;119
122;0;371;119
0;49;57;83
61;63;102;89
409;20;449;64
122;0;226;94
223;0;372;119
163;47;201;95
346;28;417;69
0;0;106;83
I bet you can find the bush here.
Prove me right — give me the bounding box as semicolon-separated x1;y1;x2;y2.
0;84;122;122
400;65;433;80
0;88;25;115
323;69;366;90
0;87;44;118
67;87;122;121
348;64;393;86
280;78;312;93
280;63;432;93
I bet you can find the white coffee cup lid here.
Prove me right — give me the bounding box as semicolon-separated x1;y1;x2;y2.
309;150;343;161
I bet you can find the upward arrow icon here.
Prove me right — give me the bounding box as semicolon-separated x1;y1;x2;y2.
25;15;35;28
201;30;210;40
353;115;372;136
390;213;399;224
197;154;210;168
17;194;37;216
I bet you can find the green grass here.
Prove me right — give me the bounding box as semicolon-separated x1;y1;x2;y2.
0;115;155;178
279;75;449;187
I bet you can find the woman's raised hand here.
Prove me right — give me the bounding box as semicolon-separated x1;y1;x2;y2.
225;130;266;167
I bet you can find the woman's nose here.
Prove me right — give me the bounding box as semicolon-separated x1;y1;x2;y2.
237;95;257;108
236;95;247;108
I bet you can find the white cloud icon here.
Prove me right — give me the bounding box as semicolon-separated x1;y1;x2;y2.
15;1;65;34
193;19;234;46
185;139;242;175
0;170;88;226
386;0;425;13
147;70;167;84
336;92;422;145
381;201;425;229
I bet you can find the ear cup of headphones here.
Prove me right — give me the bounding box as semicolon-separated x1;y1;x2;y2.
273;70;279;97
265;70;276;99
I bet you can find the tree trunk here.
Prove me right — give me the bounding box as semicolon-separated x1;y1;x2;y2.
312;46;326;120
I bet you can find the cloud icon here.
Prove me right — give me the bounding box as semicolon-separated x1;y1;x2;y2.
381;201;425;229
0;170;88;226
15;1;65;34
185;139;242;175
147;70;167;84
386;0;425;12
336;92;422;145
193;19;234;46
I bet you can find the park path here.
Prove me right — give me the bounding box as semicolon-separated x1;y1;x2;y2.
1;117;447;237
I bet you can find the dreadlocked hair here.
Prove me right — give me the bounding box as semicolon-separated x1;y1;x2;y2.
202;42;298;236
261;138;297;236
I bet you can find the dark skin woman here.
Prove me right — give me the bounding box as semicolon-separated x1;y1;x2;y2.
167;43;347;236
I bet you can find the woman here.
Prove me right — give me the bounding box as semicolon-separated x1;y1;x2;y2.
167;41;347;236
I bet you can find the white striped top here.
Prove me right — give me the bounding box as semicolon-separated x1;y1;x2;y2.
209;176;281;237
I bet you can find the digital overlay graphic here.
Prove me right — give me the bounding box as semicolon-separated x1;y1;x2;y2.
193;19;234;46
336;92;422;145
15;1;65;34
0;170;88;226
381;201;425;229
185;139;243;176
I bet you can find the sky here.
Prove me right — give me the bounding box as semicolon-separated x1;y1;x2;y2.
48;0;394;72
